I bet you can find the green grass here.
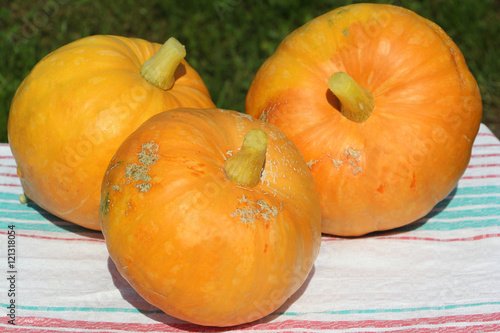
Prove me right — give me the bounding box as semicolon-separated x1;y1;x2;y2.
1;0;499;143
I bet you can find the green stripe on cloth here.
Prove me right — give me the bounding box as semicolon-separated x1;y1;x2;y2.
0;220;91;233
4;301;499;316
279;301;500;316
0;303;162;315
1;186;499;233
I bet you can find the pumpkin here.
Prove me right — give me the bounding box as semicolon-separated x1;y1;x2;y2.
246;3;482;236
8;35;215;230
100;108;321;327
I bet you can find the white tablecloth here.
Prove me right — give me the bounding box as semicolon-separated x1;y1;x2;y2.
1;124;499;332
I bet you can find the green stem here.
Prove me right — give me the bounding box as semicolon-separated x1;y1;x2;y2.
19;193;29;205
224;129;268;187
140;37;186;90
328;72;374;123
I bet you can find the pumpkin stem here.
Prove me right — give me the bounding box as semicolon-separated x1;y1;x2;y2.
328;72;374;123
140;37;186;90
19;193;29;205
224;129;267;187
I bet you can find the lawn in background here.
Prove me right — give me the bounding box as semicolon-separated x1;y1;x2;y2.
1;0;499;143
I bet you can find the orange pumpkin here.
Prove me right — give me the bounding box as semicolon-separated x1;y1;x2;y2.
246;3;482;236
100;108;321;327
8;35;215;230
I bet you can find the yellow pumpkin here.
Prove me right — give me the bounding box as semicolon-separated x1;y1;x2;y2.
100;108;321;327
246;3;482;236
8;35;215;230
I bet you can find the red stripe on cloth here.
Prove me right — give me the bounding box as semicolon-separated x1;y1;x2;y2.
471;153;500;158
462;174;500;180
467;163;500;169
477;132;497;137
5;312;500;332
389;324;500;333
474;143;500;148
376;233;500;242
0;172;18;178
0;155;15;159
0;183;22;187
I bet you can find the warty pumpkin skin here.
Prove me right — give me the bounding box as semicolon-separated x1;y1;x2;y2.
246;3;482;237
8;35;215;230
100;108;321;327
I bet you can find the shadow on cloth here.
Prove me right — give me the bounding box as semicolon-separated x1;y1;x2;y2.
107;256;316;332
25;199;104;240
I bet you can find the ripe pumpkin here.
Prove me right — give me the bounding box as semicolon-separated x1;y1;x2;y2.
100;108;321;327
246;3;482;236
8;35;215;230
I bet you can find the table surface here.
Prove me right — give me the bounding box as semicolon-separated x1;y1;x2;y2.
1;124;499;333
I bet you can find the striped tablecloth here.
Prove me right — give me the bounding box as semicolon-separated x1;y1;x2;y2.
1;124;499;332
